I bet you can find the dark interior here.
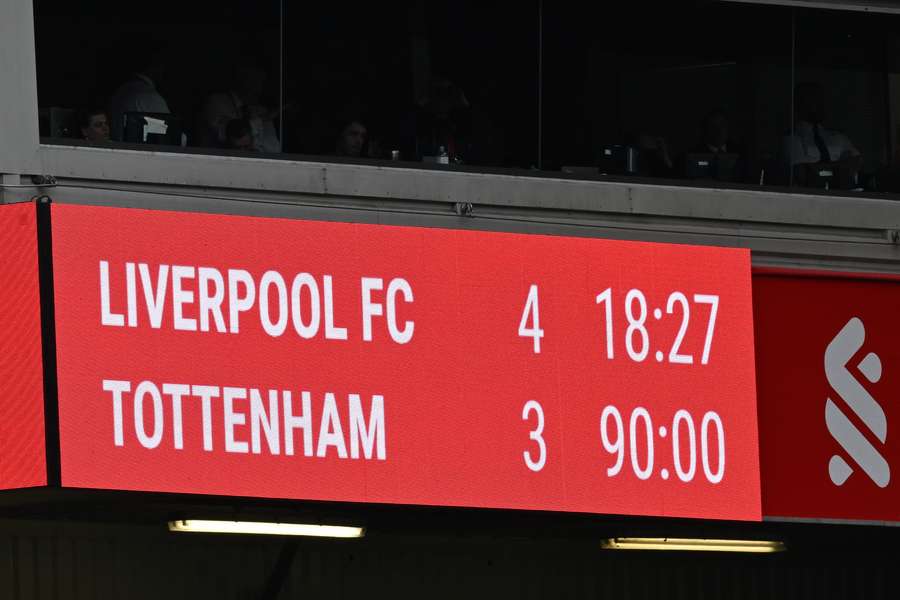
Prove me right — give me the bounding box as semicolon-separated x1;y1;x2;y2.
32;0;900;191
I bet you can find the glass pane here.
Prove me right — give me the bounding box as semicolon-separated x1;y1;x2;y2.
542;1;793;188
793;7;891;192
35;0;281;152
281;1;539;168
35;0;541;171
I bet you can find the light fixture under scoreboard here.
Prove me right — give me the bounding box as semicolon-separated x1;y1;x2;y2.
168;519;364;538
601;537;785;553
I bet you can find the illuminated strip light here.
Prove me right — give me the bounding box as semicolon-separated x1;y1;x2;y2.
601;538;785;553
168;520;364;538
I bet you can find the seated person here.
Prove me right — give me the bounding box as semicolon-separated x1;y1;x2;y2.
683;110;747;181
402;76;473;163
224;118;254;151
692;110;741;155
634;133;675;178
199;62;281;153
77;108;110;143
782;83;861;181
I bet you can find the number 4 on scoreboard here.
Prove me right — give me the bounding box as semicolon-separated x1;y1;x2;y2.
518;284;545;354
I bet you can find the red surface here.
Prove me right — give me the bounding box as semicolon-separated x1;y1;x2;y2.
0;202;46;489
756;273;900;523
52;203;760;521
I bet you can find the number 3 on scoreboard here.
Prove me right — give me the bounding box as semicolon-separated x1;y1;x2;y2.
518;284;544;354
522;400;547;472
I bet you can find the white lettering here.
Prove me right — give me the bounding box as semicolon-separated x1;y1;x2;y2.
139;263;169;329
284;390;313;457
250;389;280;455
361;277;384;342
101;379;387;460
223;387;249;454
198;267;227;333
172;266;197;332
100;261;124;327
103;379;130;446
324;275;348;340
228;269;255;333
259;271;288;337
162;383;189;450
126;262;137;327
386;278;414;344
98;262;415;346
317;392;348;458
134;380;164;449
349;394;386;460
192;385;219;451
291;273;320;339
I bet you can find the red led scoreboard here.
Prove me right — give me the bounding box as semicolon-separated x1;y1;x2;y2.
6;200;899;526
48;204;761;521
0;202;45;490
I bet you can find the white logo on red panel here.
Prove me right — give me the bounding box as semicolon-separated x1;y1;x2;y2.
824;318;889;488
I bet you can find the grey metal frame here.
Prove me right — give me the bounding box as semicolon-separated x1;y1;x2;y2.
0;0;41;176
721;0;900;14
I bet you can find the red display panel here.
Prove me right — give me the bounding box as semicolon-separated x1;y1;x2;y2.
51;203;760;521
756;271;900;523
0;202;46;489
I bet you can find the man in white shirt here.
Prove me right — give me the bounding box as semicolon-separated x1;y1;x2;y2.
109;61;171;142
783;83;861;167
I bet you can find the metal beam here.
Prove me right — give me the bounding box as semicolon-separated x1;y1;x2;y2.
0;0;41;174
43;180;900;274
39;144;900;233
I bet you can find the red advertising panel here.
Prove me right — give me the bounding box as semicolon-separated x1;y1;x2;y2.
0;201;46;489
756;271;900;523
51;203;760;521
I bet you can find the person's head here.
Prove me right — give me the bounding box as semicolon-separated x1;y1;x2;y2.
702;109;729;148
336;120;368;157
78;109;110;142
225;118;254;151
796;82;826;124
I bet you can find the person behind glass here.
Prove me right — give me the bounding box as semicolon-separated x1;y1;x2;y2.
634;133;675;178
685;109;747;180
335;120;368;158
224;118;254;151
108;50;171;142
783;83;861;172
199;62;281;153
693;110;737;155
77;109;110;143
407;76;472;163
